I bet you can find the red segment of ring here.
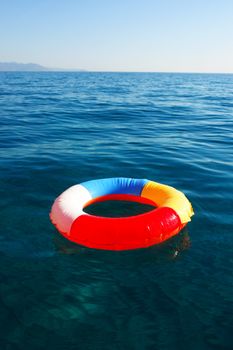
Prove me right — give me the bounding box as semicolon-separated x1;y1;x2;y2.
66;194;183;250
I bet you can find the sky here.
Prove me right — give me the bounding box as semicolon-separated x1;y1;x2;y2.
0;0;233;73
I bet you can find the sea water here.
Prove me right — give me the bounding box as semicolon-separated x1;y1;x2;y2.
0;72;232;349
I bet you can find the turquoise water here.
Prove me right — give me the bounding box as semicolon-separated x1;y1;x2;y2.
0;72;232;349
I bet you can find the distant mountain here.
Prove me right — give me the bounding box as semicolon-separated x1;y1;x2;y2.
0;62;86;72
0;62;49;71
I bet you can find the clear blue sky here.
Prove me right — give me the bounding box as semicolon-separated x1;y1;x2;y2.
1;0;233;72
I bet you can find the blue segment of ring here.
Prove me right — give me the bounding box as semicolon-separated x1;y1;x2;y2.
81;177;149;199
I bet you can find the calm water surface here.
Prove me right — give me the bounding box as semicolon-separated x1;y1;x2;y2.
0;72;232;349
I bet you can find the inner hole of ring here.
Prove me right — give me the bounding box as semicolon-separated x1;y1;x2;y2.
83;195;156;218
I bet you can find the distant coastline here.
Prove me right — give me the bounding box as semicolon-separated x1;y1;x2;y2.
0;62;85;72
0;62;232;74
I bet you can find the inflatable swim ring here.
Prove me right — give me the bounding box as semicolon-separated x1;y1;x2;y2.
50;177;194;250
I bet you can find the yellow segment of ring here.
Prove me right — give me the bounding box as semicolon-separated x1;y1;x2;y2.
141;181;194;224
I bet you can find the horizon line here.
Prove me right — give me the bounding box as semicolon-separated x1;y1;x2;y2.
1;69;232;74
0;61;232;74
